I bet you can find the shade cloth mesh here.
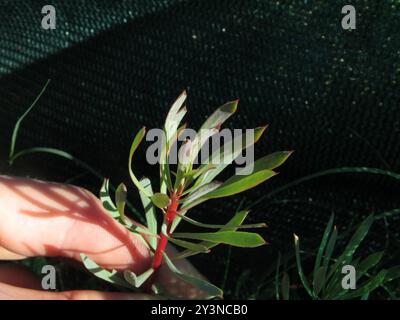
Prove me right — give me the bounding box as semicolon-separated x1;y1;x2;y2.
0;0;399;296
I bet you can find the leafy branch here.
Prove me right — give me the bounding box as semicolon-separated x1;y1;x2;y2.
9;82;292;299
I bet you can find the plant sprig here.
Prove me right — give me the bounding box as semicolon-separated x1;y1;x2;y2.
8;83;292;299
91;91;292;298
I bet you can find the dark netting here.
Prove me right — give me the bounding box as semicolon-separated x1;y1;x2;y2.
0;0;399;296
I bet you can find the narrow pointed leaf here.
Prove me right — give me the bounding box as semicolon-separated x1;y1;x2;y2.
174;210;250;258
139;178;157;250
124;268;154;288
313;266;326;296
183;164;217;189
163;253;223;299
323;225;337;272
168;237;210;253
313;214;334;289
165;91;187;134
173;231;266;248
80;254;131;289
174;211;266;229
343;270;387;299
200;100;238;130
275;252;282;300
186;128;219;168
9;79;51;162
281;272;290;300
327;215;374;279
384;266;400;282
294;234;314;298
191;125;268;191
198;169;276;200
99;179;119;218
129;127;151;197
235;151;293;176
181;181;222;208
356;251;384;280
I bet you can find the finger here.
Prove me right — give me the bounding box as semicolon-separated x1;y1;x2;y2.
0;282;157;300
0;263;157;300
0;246;26;260
0;176;208;299
0;175;151;273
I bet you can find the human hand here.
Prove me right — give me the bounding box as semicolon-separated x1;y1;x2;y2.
0;175;205;300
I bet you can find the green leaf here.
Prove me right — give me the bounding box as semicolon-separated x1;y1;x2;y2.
325;217;374;297
294;234;314;299
173;231;266;248
161;123;187;193
342;214;375;262
313;214;334;291
191;125;268;192
139;178;157;250
174;210;250;259
184;164;216;184
183;164;217;192
151;193;170;209
165;91;187;135
384;266;400;282
322;225;337;272
128;127;152;197
184;128;219;170
343;270;387;300
327;215;374;279
9;79;51;163
313;266;326;296
80;254;131;289
124;268;155;288
181;181;222;208
200;100;238;130
235;151;293;176
162;91;187;193
163;253;223;299
174;211;266;230
281;272;290;300
99;179;119;218
199;169;276;200
168;237;210;253
275;252;281;300
356;251;384;280
115;183;127;221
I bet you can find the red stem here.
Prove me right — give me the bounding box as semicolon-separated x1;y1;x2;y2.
152;191;181;270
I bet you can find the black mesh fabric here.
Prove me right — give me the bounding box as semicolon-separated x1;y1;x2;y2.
0;0;399;295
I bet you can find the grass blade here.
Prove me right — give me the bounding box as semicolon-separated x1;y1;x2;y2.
294;234;314;299
313;214;334;292
9;79;51;163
